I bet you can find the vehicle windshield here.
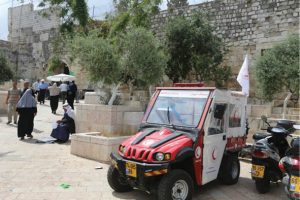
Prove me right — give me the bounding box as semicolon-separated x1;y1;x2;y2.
146;90;209;128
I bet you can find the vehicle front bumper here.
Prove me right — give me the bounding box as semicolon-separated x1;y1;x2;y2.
110;152;169;191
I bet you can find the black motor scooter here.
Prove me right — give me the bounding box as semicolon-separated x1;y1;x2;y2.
251;118;296;193
279;137;300;200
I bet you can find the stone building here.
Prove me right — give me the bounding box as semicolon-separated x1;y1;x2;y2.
152;0;299;95
6;3;60;80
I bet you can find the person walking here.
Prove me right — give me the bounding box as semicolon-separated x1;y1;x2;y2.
6;80;21;124
37;79;48;104
32;79;40;95
16;89;37;140
48;83;60;114
59;81;68;104
67;81;77;109
21;80;35;97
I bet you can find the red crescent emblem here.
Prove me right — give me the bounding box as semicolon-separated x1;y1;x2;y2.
212;149;217;160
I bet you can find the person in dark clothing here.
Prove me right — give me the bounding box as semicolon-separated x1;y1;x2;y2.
16;89;37;140
51;103;75;143
37;79;48;104
48;83;60;114
67;81;77;109
21;81;35;97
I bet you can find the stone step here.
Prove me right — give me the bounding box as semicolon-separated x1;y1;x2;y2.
272;107;300;115
271;114;300;121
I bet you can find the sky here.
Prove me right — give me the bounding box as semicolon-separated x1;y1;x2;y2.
0;0;209;40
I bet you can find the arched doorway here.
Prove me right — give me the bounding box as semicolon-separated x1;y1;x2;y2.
63;62;70;75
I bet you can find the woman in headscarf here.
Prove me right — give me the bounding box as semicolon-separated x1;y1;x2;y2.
16;89;37;140
51;103;75;143
48;83;60;114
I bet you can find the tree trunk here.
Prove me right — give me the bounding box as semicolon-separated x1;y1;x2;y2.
108;83;121;106
282;92;292;119
148;85;153;97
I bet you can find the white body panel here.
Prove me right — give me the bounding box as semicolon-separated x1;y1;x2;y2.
202;89;247;184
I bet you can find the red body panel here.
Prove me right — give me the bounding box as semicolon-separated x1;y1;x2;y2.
120;128;193;163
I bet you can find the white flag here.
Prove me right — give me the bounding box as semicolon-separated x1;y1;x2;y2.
237;54;249;96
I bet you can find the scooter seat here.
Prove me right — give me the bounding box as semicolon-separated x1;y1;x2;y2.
267;127;289;136
253;132;271;140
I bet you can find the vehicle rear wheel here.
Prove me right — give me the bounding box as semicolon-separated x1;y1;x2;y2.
255;178;270;194
157;169;193;200
218;154;240;185
107;165;133;192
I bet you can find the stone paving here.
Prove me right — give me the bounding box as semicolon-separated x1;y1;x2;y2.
0;101;288;200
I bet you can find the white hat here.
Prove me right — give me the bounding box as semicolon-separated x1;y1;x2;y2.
62;103;69;108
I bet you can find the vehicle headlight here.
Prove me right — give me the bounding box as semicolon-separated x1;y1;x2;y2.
119;145;126;154
155;152;164;161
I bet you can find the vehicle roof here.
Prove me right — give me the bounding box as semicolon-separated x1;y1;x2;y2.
156;87;216;90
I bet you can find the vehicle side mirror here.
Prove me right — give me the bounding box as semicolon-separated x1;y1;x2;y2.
214;104;227;120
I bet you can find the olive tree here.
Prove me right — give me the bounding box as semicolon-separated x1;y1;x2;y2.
119;27;167;95
165;11;231;86
256;34;299;118
256;34;299;100
70;27;167;105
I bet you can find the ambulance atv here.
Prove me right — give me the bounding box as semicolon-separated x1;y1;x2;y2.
107;83;248;200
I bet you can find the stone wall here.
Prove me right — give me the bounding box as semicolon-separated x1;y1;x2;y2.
7;4;60;80
152;0;299;95
75;104;144;137
0;91;7;114
0;40;17;70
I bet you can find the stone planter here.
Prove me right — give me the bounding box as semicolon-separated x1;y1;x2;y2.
70;132;129;162
75;104;144;137
0;91;7;114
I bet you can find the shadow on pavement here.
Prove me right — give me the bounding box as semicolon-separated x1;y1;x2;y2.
33;128;43;133
0;151;15;158
112;190;154;200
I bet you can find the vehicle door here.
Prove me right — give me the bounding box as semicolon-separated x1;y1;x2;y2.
201;102;228;184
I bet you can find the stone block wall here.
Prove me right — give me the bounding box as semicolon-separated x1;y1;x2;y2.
7;4;60;80
70;133;129;162
0;91;7;114
75;104;144;137
152;0;299;95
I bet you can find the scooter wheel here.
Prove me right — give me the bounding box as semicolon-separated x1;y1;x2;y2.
255;178;270;194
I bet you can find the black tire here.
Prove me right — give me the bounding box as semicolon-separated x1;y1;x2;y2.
107;165;133;192
157;169;194;200
218;154;240;185
255;178;270;194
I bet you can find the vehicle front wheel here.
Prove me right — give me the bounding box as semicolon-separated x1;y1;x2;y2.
107;165;133;192
255;178;270;194
157;169;193;200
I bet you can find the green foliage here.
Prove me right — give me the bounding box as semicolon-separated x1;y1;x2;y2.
69;27;167;87
39;0;88;33
165;16;193;82
165;11;230;86
167;0;188;12
48;56;63;73
110;0;161;35
0;53;14;82
256;34;300;101
119;27;167;86
70;34;121;85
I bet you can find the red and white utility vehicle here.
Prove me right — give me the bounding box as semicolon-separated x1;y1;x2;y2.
107;83;248;200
